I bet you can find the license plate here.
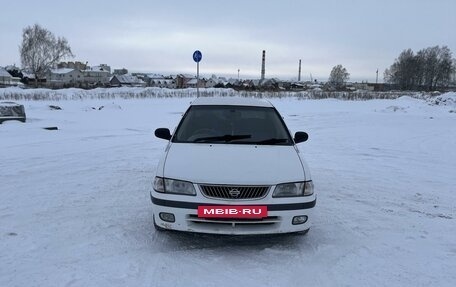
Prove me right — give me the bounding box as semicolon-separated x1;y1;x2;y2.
197;206;268;218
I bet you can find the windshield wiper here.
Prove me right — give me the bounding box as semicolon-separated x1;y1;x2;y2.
255;138;289;145
193;134;252;143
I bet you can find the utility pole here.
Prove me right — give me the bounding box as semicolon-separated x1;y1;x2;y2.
238;69;240;81
376;69;379;84
261;50;266;81
298;59;301;82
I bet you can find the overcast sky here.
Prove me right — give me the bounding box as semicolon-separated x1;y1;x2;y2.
1;0;455;82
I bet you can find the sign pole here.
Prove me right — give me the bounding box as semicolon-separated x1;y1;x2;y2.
192;50;202;98
197;61;200;98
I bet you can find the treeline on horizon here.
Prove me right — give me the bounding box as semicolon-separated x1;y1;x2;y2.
384;46;455;91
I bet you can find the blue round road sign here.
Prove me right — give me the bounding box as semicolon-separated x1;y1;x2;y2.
193;50;202;63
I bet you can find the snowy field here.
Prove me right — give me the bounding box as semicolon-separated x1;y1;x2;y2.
1;94;455;287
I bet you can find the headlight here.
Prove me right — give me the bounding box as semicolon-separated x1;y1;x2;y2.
153;177;196;196
273;181;314;197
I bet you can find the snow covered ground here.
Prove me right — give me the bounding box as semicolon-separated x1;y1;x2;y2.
1;94;455;287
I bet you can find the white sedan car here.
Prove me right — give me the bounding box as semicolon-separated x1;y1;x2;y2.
0;102;26;124
151;97;315;235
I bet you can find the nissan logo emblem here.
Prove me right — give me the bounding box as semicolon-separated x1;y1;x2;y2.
228;188;241;198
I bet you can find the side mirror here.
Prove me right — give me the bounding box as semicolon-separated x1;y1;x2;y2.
294;131;308;144
155;128;172;140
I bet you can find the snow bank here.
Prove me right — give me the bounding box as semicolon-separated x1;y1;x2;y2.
426;92;456;108
1;86;449;101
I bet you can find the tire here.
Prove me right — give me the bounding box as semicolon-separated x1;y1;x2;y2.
295;228;309;235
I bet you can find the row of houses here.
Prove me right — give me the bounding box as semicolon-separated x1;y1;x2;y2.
47;62;112;88
0;65;324;91
4;61;455;91
1;62;228;89
44;62;218;88
2;61;282;89
0;66;21;86
0;65;420;92
133;73;226;89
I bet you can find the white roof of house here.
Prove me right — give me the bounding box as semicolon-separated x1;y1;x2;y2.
146;73;165;79
113;74;144;84
178;73;194;78
0;67;12;78
22;72;35;79
186;78;198;85
50;68;76;74
93;65;109;69
191;97;273;107
86;66;110;73
5;65;19;71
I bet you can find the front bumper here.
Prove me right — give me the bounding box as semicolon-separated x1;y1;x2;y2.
151;194;316;235
0;116;26;124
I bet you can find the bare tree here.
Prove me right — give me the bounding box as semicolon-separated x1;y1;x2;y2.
386;46;454;90
452;59;456;85
385;49;418;90
434;46;453;89
329;64;350;90
19;24;74;86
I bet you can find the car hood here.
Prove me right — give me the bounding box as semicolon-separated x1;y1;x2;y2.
163;143;305;185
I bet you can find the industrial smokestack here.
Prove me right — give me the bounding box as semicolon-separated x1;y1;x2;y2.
298;59;302;82
261;50;266;81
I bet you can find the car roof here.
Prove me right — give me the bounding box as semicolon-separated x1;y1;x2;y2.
0;101;21;107
191;96;273;108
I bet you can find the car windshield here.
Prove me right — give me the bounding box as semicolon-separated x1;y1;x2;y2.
172;105;293;145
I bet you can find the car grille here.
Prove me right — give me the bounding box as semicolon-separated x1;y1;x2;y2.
199;185;270;200
188;215;279;226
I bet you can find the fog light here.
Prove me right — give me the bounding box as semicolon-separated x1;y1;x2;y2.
159;212;175;223
292;215;308;225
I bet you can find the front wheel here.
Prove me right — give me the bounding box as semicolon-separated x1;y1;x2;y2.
295;228;309;235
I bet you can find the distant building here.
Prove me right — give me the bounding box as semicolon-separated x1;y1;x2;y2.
258;78;279;90
0;67;20;86
186;78;198;88
58;61;87;70
113;68;128;75
93;64;111;73
54;61;111;87
21;72;36;84
205;78;217;88
46;68;84;87
174;74;194;88
352;82;373;91
150;79;176;89
141;74;172;88
174;74;206;88
185;78;205;88
110;74;145;87
289;82;306;90
5;65;22;78
242;80;256;89
0;67;21;86
82;66;111;86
